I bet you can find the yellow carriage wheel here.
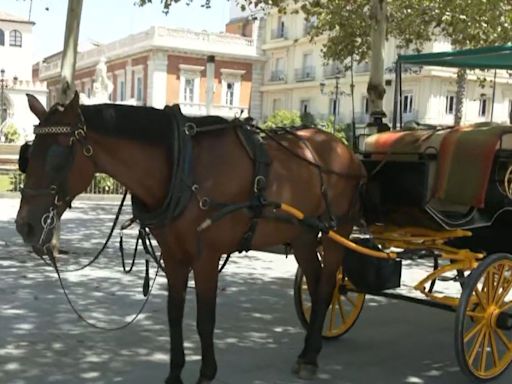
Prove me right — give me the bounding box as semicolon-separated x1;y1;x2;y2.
293;266;365;339
455;253;512;381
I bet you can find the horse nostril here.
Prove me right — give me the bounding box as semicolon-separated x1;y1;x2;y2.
16;220;34;240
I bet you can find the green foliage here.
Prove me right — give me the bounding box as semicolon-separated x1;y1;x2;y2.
137;0;512;64
2;122;20;143
263;109;301;129
92;173;119;193
300;111;316;127
317;115;347;144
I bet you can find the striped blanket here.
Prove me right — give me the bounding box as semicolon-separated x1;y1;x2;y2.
434;124;512;207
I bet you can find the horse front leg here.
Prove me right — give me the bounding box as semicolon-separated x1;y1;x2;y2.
164;258;190;384
193;252;221;384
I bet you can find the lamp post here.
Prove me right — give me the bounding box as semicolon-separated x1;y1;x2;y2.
0;68;18;126
319;70;347;134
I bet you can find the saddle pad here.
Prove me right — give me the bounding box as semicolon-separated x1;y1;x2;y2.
434;124;512;207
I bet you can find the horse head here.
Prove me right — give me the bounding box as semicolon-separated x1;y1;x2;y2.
15;92;95;253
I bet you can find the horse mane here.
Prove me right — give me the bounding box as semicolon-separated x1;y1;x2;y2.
80;104;230;143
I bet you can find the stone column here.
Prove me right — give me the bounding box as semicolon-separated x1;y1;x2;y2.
248;17;266;122
147;50;168;108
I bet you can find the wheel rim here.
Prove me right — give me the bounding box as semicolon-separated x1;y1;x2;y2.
459;257;512;379
300;268;365;338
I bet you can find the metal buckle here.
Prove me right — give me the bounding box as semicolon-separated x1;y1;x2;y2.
83;145;93;157
184;122;197;136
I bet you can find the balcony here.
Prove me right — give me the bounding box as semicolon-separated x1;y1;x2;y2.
269;70;287;82
323;65;345;79
271;27;288;40
354;62;370;73
303;22;315;37
294;66;316;82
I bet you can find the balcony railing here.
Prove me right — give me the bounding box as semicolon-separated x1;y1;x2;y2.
303;22;315;36
294;66;316;82
323;65;345;79
271;27;287;40
269;70;287;82
354;62;370;73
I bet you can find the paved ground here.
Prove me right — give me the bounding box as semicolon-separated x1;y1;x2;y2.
1;196;511;384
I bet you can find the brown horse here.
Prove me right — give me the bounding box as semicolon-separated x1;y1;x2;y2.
15;92;365;384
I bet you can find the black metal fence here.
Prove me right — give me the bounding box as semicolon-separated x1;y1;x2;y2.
4;171;123;195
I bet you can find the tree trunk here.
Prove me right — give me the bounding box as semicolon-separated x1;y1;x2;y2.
52;0;84;254
367;0;387;130
454;68;467;126
58;0;83;103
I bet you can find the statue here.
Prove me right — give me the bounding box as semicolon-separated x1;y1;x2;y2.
91;57;113;102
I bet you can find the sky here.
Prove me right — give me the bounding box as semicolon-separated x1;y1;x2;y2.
3;0;233;61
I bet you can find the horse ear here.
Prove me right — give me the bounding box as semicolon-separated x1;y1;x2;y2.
26;94;47;121
66;90;80;111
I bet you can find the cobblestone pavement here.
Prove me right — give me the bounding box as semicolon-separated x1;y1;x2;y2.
1;196;511;384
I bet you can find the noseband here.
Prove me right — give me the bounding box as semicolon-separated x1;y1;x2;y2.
21;108;93;246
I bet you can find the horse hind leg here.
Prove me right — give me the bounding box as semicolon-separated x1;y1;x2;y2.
290;231;323;380
293;225;350;380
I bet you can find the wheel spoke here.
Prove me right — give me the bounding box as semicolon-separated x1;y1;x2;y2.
466;310;485;319
489;329;500;369
345;295;357;308
479;329;489;373
474;287;488;309
337;296;346;322
496;278;512;307
485;271;493;305
496;329;512;350
491;265;506;304
328;303;336;331
464;319;485;343
467;325;486;366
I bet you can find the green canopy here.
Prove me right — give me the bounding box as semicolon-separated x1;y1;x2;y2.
398;45;512;70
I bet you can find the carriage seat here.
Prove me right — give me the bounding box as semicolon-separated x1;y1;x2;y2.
361;124;512;208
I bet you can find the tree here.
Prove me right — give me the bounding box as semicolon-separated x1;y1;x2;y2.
137;0;512;127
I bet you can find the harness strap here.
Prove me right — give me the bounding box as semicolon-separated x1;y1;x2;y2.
235;125;272;252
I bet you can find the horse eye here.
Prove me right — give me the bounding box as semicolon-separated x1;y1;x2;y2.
45;146;71;175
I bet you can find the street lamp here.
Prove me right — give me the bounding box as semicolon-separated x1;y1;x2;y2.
319;70;348;134
0;68;19;125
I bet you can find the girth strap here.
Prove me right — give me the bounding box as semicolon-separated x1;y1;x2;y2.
235;125;272;251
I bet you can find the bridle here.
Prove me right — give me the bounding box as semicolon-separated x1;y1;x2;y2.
21;107;94;248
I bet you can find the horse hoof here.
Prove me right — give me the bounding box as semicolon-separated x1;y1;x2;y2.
291;361;318;380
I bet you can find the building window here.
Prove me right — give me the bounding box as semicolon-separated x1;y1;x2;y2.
446;93;456;115
479;96;488;118
117;78;126;101
221;69;244;107
0;29;4;46
225;82;235;106
403;92;413;114
135;76;144;102
183;78;195;103
272;98;282;112
330;98;340;116
9;30;22;47
300;99;310;114
362;96;369;114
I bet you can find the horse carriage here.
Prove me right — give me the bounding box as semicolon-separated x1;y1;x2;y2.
294;45;512;381
15;45;512;383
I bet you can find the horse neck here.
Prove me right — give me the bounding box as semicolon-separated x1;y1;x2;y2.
87;130;171;211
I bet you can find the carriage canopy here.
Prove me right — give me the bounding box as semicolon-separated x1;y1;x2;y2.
397;44;512;70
